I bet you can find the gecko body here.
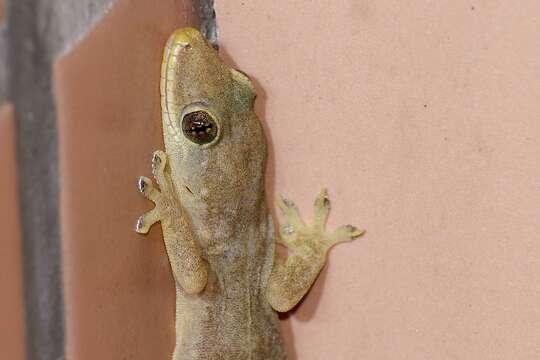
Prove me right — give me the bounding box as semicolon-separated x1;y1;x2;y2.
136;28;363;359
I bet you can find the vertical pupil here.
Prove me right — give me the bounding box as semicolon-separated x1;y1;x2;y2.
182;110;218;144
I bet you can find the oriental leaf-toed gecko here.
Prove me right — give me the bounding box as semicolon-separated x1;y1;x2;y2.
135;28;364;360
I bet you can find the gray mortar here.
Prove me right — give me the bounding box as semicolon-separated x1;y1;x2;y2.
6;1;64;358
196;0;218;48
0;25;6;102
5;1;117;359
39;0;116;58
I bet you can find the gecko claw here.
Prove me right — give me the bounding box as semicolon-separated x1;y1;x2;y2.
137;176;147;192
152;152;161;165
281;197;295;208
323;197;330;208
346;225;365;238
330;225;365;244
136;176;159;202
151;150;167;174
314;188;331;209
135;216;146;233
135;209;160;234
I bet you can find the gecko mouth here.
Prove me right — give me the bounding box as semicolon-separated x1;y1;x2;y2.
184;185;194;195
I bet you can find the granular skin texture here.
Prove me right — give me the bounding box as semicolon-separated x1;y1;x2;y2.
135;28;363;360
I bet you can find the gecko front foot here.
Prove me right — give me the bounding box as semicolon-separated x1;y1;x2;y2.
135;149;208;294
267;189;364;312
135;150;175;234
277;189;364;258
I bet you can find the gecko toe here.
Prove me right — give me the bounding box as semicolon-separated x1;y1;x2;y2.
137;176;148;193
135;216;148;234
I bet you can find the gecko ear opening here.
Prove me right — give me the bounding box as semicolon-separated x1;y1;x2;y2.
230;68;257;107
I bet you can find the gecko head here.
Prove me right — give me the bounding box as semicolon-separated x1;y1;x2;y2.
160;28;266;214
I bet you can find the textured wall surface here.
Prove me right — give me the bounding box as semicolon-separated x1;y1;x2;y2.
37;0;117;57
53;1;198;358
4;0;540;359
217;1;540;359
0;6;6;102
0;103;26;360
4;0;122;358
7;2;64;358
3;0;209;358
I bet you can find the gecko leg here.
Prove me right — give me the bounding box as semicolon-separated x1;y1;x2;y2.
266;189;364;312
135;176;161;234
135;150;208;294
134;151;172;233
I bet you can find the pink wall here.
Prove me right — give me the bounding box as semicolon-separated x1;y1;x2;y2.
218;1;540;359
0;103;26;360
54;1;197;358
50;1;540;358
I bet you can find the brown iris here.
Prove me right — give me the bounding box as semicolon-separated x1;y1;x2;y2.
182;110;218;145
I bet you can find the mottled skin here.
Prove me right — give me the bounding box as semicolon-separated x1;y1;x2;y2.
135;28;363;360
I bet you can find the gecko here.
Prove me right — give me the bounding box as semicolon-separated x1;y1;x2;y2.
135;28;364;360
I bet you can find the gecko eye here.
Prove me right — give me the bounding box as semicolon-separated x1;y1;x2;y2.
182;110;218;145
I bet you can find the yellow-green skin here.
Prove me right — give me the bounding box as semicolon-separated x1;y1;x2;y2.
135;28;363;360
